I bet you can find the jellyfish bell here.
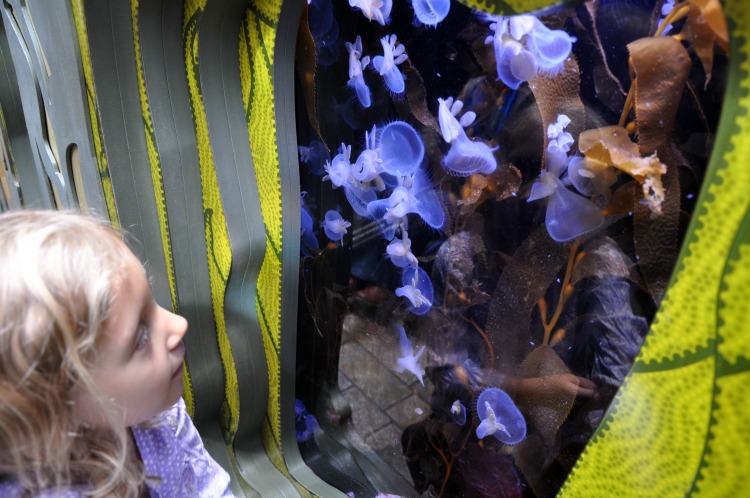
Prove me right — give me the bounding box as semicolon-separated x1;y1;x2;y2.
322;210;351;245
509;49;538;83
451;400;467;426
545;186;604;242
396;266;434;315
411;0;450;27
378;121;425;176
527;21;575;72
476;387;526;445
442;134;498;177
298;140;330;176
411;169;445;230
372;35;408;95
345;183;378;217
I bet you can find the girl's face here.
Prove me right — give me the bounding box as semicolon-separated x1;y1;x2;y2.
74;251;187;427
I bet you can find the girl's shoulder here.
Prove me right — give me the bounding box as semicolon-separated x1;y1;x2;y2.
132;398;235;498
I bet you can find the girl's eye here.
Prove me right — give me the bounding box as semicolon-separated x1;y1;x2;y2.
135;323;150;350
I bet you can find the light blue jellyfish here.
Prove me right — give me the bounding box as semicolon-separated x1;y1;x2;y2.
322;210;351;245
309;0;340;66
298;140;330;176
353;125;385;190
300;193;319;257
372;34;408;95
395;323;426;385
484;14;575;90
527;114;603;242
345;36;372;108
438;96;497;176
349;0;392;25
345;182;379;218
295;399;321;443
386;231;418;268
410;168;445;230
411;0;450;27
396;266;433;315
378;121;424;176
475;387;526;444
366;185;415;236
451;400;467;425
323;143;353;188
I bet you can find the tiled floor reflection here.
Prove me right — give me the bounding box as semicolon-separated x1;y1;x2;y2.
338;314;433;483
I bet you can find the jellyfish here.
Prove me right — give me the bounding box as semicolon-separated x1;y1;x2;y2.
323;143;353;188
528;114;603;242
438;97;497;176
411;0;450;27
395;324;426;385
475;387;526;444
378;121;424;176
451;400;467;425
345;183;378;218
300;194;319;257
322;210;351;245
352;126;384;188
386;231;418;268
396;266;433;315
295;399;320;443
410;168;445;230
349;0;392;26
484;14;574;90
346;36;372;108
309;0;340;66
298;140;330;176
372;34;408;95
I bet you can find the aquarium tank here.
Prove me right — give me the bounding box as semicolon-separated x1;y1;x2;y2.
292;0;729;496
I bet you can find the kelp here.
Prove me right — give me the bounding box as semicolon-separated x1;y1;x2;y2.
296;2;325;145
578;126;667;214
484;226;574;369
672;0;729;88
529;56;586;154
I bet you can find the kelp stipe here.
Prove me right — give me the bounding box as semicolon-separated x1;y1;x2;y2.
378;121;424;176
396;266;434;315
411;0;450;27
475;387;526;445
372;34;408;95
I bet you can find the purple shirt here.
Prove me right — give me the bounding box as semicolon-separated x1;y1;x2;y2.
0;399;235;497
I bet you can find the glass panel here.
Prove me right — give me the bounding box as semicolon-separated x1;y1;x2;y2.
294;0;728;496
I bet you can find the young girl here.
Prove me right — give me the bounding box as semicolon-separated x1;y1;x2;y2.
0;210;235;497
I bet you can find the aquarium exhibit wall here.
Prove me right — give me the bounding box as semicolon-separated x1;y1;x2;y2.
0;0;748;496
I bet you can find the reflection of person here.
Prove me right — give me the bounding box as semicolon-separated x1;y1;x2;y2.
0;210;234;497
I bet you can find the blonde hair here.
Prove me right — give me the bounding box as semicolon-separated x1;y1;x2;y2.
0;210;145;497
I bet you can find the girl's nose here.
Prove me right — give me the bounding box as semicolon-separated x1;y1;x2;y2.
165;309;188;349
